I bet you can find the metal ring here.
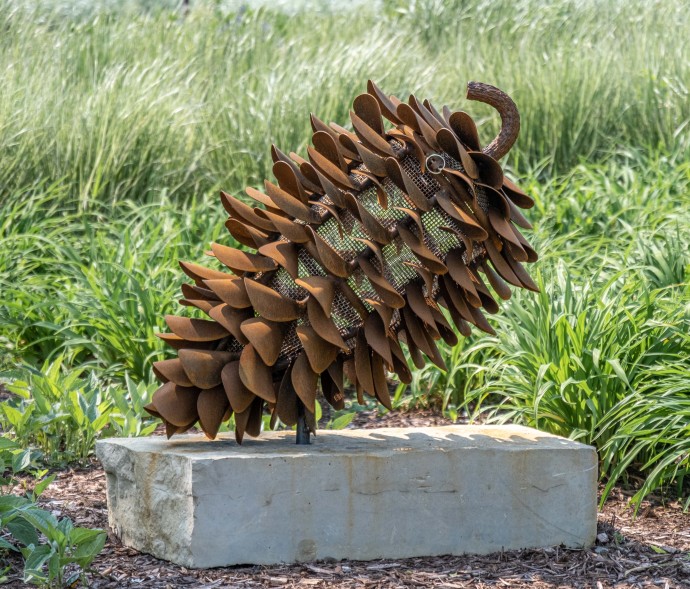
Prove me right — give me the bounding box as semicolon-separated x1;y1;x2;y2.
425;154;445;175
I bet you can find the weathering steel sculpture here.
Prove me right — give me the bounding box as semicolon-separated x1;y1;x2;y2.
144;81;538;444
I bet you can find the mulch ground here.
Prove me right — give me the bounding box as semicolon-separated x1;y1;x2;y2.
2;412;689;588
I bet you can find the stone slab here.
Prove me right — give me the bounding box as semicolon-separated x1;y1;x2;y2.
96;425;597;568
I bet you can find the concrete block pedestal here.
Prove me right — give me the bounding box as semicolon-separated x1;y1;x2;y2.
96;425;597;568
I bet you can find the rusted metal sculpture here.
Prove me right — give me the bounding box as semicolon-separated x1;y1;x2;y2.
145;81;538;444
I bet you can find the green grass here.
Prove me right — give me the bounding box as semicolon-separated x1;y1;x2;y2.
0;0;689;504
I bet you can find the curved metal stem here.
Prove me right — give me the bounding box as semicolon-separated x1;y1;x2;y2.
466;82;520;161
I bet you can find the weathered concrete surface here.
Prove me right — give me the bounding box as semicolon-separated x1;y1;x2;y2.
96;425;597;568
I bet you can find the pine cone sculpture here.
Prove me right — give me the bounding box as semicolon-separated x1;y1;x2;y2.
145;81;538;443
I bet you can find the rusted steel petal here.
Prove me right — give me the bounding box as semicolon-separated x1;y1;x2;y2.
152;381;200;427
508;198;533;230
352;198;393;244
321;369;345;410
211;242;277;275
445;252;482;307
153;358;194;387
404;282;438;336
449;111;482;151
244;278;302;322
224;218;271;249
297;324;339;374
143;402;162;419
366;80;403;125
197;386;230;439
436;128;479;178
295;276;335;318
512;226;538;262
384;157;431;211
394;101;421;134
179;261;229;284
291;350;318;413
258;241;300;279
423;98;448;129
419;325;447;370
221;361;255;414
343;357;363;404
245;186;285;213
311;113;341;141
477;261;510;301
388;336;412;384
156;333;213;351
353;141;388;176
240;317;284;366
313;130;349;173
310;201;344;238
181;283;219;302
354;237;385;268
265;180;321;224
165;315;228;342
504;253;540;292
484;239;522;287
354;329;375;397
468;305;496;335
179;298;218;315
396;224;448;275
364;297;394;330
398;316;425;370
408;95;444;133
273;160;309;204
234;405;250;444
220;191;277;233
276;364;299;426
470;152;504;189
353;92;385;135
203;277;251;309
469;272;500;313
441;274;476;322
246;397;264;437
306;297;348;349
371;353;393;410
351;112;395;158
239;344;277;403
359;257;405;308
327;356;345;394
272;145;322;194
256;208;310;244
313;169;347;208
364;312;394;368
434;191;487;240
307;227;352;278
404;261;434;294
208;304;252;344
401;304;436;362
298;159;332;192
178;349;233;390
337;279;370;320
487;208;523;251
307;146;355;190
429;306;458;346
503;176;535;209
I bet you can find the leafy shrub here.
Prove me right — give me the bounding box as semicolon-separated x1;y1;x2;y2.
1;357;157;466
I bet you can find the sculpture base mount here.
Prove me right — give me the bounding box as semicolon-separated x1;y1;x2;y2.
96;425;597;568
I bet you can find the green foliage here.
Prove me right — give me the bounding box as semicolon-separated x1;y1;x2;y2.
1;357;156;466
0;493;106;588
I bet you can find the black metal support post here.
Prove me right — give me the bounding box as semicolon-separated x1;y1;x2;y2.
295;399;311;445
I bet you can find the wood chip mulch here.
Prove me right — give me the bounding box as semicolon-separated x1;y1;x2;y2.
2;413;689;588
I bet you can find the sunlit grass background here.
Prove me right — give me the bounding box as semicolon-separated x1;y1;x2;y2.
1;0;689;506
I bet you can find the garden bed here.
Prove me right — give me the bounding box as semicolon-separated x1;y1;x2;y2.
3;412;688;588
